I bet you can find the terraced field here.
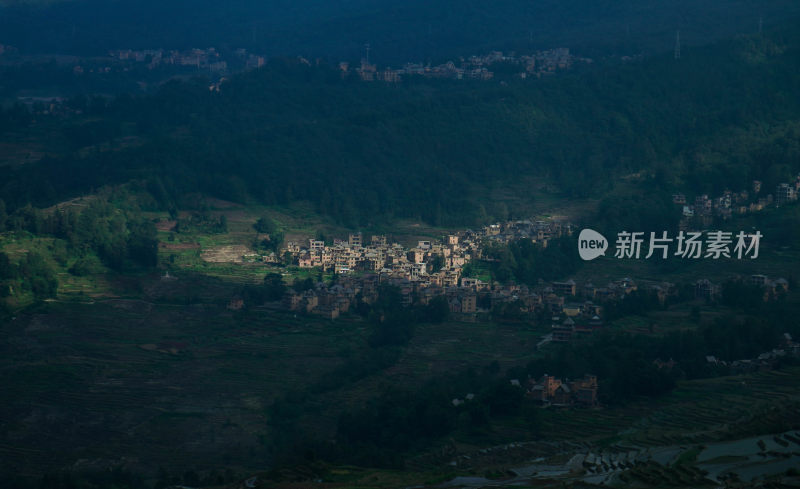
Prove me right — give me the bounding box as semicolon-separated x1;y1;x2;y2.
0;281;550;480
0;296;364;477
622;369;800;447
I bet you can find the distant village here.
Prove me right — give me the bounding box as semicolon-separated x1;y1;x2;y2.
264;213;797;411
5;43;591;111
104;46;588;83
451;374;600;409
65;45;585;90
260;217;788;335
275;219;574;320
342;48;589;82
109;47;233;73
105;46;588;83
673;175;800;229
702;333;800;374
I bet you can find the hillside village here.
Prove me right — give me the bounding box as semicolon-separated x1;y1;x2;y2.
278;219;572;319
673;175;800;228
271;216;790;344
105;46;587;82
345;48;588;82
10;44;586;98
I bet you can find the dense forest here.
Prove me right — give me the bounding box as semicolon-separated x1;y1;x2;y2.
2;24;799;228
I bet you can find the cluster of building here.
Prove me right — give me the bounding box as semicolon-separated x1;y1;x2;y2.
280;280;359;320
264;220;790;352
277;216;712;328
347;59;493;82
19;43;586;94
550;314;604;343
96;45;585;84
544;277;671;313
450;374;599;409
109;47;229;73
286;232;471;280
526;374;599;406
655;333;800;375
694;273;789;301
277;219;588;319
466;48;579;73
342;48;588;82
728;333;800;372
479;219;572;245
673;175;800;228
285;219;571;278
275;217;790;336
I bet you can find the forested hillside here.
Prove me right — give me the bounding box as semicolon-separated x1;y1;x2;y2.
1;23;799;228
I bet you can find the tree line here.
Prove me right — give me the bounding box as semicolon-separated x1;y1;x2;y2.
0;197;158;309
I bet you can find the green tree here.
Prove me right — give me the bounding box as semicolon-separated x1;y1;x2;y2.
427;254;445;274
0;252;14;279
263;272;286;300
19;252;57;299
368;286;415;347
420;295;449;323
253;216;277;234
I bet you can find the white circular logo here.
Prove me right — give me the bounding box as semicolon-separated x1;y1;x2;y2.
578;229;608;261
